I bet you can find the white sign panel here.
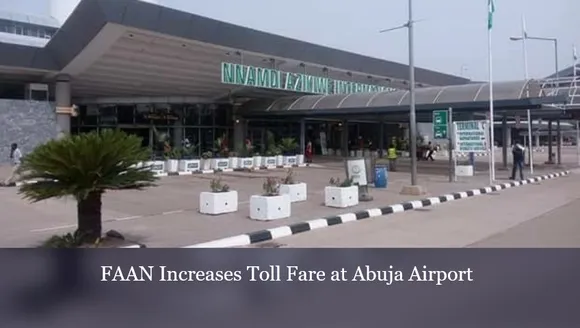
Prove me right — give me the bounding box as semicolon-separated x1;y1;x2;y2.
346;158;367;186
453;120;489;153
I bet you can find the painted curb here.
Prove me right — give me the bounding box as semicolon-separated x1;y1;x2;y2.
120;244;147;248
185;170;571;248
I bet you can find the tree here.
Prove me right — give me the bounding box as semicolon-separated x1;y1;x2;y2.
18;129;158;243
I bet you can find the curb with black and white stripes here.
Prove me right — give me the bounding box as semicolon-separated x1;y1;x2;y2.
184;170;571;248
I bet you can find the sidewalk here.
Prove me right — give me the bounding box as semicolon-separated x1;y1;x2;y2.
257;171;579;248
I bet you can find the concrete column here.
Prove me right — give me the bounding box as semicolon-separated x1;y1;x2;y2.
233;117;247;153
173;110;183;148
341;120;349;158
547;120;553;163
535;134;540;147
502;114;508;168
379;121;385;157
55;75;72;137
299;119;306;154
557;120;562;165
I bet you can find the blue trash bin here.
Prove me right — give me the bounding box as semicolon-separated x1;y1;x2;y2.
374;165;388;188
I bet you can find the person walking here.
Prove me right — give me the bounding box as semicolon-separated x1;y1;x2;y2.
305;141;313;164
4;143;22;186
426;142;435;161
387;144;398;172
510;142;525;181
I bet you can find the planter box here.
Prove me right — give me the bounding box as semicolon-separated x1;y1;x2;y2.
239;157;254;169
212;158;230;171
328;149;335;156
229;157;239;169
324;185;359;208
165;159;179;173
145;161;165;175
275;155;284;166
283;156;297;166
262;156;277;169
356;150;363;157
455;165;474;177
199;191;238;215
296;154;305;165
279;182;307;203
178;159;200;173
335;149;342;157
201;159;212;171
253;156;262;168
250;194;291;221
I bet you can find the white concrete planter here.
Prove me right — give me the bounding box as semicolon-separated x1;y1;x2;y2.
279;182;307;203
356;150;363;157
335;149;342;157
212;158;229;171
165;159;179;173
146;161;165;175
296;154;305;165
199;191;238;215
201;158;212;171
229;157;239;169
262;156;277;169
455;165;474;177
178;159;200;173
250;194;291;221
239;157;254;169
328;149;335;156
283;155;297;166
275;155;284;166
324;185;359;208
253;156;262;168
349;150;355;157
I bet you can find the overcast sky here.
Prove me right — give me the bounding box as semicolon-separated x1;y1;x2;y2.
3;0;579;82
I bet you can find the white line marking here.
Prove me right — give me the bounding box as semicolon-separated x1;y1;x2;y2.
162;210;184;215
113;215;142;221
30;224;76;233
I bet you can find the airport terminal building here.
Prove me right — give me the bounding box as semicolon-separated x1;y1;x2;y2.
1;0;474;161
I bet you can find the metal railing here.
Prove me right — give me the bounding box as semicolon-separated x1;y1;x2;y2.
540;74;580;109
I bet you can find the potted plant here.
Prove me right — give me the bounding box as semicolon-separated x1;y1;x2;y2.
178;143;201;173
201;151;213;172
211;136;230;171
252;152;263;168
228;151;239;170
164;147;181;174
249;177;291;221
238;144;254;170
262;148;278;169
279;137;298;166
199;175;238;215
324;177;358;208
279;169;307;203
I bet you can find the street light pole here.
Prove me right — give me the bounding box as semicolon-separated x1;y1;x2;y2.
408;0;417;185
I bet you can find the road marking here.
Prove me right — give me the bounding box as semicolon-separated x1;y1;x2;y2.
30;224;76;233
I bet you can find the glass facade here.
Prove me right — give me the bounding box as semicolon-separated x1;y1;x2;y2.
71;103;234;158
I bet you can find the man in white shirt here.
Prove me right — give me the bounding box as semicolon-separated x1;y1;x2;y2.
4;143;22;185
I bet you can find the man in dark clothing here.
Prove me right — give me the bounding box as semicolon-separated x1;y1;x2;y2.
426;142;435;161
510;143;525;180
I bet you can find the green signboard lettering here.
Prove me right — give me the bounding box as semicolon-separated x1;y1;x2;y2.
221;62;396;95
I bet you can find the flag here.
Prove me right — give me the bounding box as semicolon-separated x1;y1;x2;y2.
487;0;496;30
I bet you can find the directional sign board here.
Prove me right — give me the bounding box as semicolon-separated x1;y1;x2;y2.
453;120;489;153
433;110;449;139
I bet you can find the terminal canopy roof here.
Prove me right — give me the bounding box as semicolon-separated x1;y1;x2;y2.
241;79;566;120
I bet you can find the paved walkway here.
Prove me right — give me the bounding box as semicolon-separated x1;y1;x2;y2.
250;171;580;248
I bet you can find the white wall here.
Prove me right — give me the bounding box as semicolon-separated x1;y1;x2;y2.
50;0;160;25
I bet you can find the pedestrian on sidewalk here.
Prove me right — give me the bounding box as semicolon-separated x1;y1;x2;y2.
387;144;398;172
510;142;525;181
426;142;435;161
305;141;313;164
4;143;22;186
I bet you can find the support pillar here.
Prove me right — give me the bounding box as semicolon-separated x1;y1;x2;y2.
379;120;385;157
341;120;349;158
233;117;247;153
547;120;554;164
299;119;306;155
55;75;72;137
557;119;562;165
501;114;508;169
535;134;540;148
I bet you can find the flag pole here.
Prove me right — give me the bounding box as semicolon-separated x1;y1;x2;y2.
487;1;495;185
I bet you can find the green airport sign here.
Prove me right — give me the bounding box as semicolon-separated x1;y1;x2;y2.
433;110;449;139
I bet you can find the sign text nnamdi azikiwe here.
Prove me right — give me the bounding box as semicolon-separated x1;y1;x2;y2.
221;62;396;95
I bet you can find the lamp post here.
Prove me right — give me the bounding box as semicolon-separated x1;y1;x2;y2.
380;0;418;186
509;35;559;80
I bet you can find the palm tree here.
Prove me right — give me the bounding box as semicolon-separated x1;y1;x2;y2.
18;129;158;243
